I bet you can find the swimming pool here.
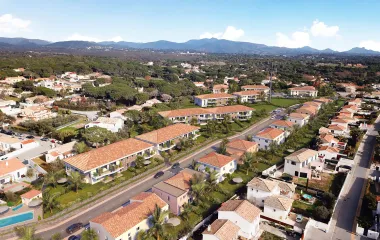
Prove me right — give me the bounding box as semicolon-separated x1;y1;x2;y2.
0;211;34;228
302;194;313;200
12;204;23;211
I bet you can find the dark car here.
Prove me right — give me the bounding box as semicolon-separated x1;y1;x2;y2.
66;223;83;234
154;171;164;179
68;236;81;240
40;137;49;141
26;135;35;139
171;162;180;169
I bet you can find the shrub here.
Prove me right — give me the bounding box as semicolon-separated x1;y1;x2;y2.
313;206;330;222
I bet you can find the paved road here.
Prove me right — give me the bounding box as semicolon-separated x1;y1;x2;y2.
305;116;380;240
32;115;280;239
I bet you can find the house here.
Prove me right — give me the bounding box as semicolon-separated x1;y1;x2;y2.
193;82;206;89
24;95;51;106
202;219;240;240
288;112;310;127
289;86;318;97
284;148;319;178
241;85;270;94
233;90;262;103
295;106;318;116
207;105;254;122
90;192;168;240
247;177;295;207
0;158;27;186
338;83;357;93
263;195;294;221
63;138;155;184
0;99;16;108
330;118;350;129
197;152;236;183
194;93;236;107
85;117;124;133
135;123;200;153
328;124;348;136
252;128;285;150
109;109;128;121
2;76;26;84
213;84;229;93
20;189;42;206
226;139;258;161
319;133;340;147
303;101;323;110
342;104;359;113
45;141;76;163
269;120;294;137
158;108;213;125
347;98;362;107
218;200;262;239
20;106;57;121
0;134;22;152
318;146;341;161
20;139;39;150
152;168;204;215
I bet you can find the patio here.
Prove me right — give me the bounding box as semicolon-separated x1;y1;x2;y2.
1;182;31;193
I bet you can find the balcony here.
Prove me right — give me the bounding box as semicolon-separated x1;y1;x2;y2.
144;150;156;159
158;142;176;151
92;164;121;179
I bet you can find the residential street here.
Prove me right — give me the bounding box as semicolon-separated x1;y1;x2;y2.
305;116;380;240
28;116;278;239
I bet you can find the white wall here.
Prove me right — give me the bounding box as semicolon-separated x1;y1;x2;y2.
218;211;260;239
198;160;237;183
247;186;280;207
252;134;285;150
263;205;290;221
288;117;306;127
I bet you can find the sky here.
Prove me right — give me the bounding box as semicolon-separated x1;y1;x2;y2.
1;0;380;51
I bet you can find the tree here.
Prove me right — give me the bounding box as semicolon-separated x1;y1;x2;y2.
14;226;41;240
54;128;76;143
81;127;117;147
313;206;330;222
51;233;61;240
137;230;153;240
43;192;59;214
45;171;60;188
149;204;169;240
221;115;232;133
81;229;99;240
74;141;90;154
68;171;83;192
26;168;34;178
218;138;229;155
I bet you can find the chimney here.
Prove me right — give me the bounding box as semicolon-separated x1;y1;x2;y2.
207;225;211;232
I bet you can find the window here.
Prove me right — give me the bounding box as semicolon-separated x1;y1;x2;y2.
256;190;258;192
167;196;170;201
262;200;264;203
136;227;140;231
291;161;296;165
273;209;276;212
223;167;225;170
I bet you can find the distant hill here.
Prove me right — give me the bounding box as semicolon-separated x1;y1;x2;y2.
0;37;379;56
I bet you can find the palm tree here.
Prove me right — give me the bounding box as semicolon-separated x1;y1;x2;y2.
81;229;99;240
190;181;207;200
206;171;219;190
242;152;255;175
45;171;59;188
259;91;266;102
149;204;169;240
218;138;229;155
137;230;152;240
43;192;59;213
68;171;83;192
222;115;232;133
14;226;41;240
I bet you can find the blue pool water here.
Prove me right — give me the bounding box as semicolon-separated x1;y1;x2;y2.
0;212;34;228
12;204;23;211
302;194;312;200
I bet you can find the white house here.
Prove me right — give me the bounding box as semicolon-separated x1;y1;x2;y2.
85;117;124;133
284;148;319;178
20;189;42;206
241;85;270;94
193;93;236;107
0;134;22;152
289;86;318;97
318;146;340;161
330;118;350;129
247;177;295;207
0;158;27;186
269;120;294;137
202;219;240;240
213;84;229;93
109;109;128;121
197;152;237;183
327;124;348;136
347;98;362;107
218;200;262;239
288;113;310;127
20;139;40;150
233;90;261;103
263;195;294;221
45;141;76;163
90;192;169;240
252;128;285;150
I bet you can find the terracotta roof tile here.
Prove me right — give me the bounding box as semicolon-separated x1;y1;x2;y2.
20;189;42;199
255;128;284;140
203;219;240;240
242;85;269;90
158;108;210;118
207;105;254;114
233;90;261;96
285;148;318;163
194;93;235;100
319;133;339;143
289;112;309;120
63;138;153;172
319;146;340;153
198;152;235;168
290;86;317;91
328;124;346;131
265;195;294;211
0;158;26;176
91;193;167;238
135;123;200;144
219;200;261;222
271;120;294;128
226;139;257;151
247;177;278;192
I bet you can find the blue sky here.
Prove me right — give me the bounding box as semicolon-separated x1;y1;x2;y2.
1;0;380;51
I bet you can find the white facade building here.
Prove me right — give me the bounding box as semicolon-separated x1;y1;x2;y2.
85;117;124;133
252;128;285;150
284;148;319;178
197;152;237;183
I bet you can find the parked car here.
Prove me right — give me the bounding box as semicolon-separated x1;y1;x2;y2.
296;214;303;223
68;236;81;240
154;171;164;179
66;223;83;234
40;137;49;141
51;139;56;143
26;135;35;139
171;162;180;169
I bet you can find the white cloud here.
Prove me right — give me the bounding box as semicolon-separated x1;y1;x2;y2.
199;26;245;41
67;34;123;42
310;20;339;37
276;31;311;48
359;40;380;51
0;14;31;33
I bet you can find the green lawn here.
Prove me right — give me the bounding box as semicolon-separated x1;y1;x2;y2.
271;98;304;107
260;231;284;240
247;103;277;112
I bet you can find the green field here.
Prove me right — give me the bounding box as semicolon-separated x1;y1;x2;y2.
271;98;305;107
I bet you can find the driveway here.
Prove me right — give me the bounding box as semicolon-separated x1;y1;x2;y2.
24;116;277;240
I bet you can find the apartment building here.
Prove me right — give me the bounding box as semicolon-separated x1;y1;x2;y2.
194;93;236;107
289;86;318;97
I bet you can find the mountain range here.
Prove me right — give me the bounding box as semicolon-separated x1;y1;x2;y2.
0;37;379;56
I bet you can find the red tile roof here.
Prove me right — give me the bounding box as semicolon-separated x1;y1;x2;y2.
271;120;294;128
21;189;42;199
194;93;235;100
290;86;317;91
0;158;26;176
242;85;269;90
198;152;235;168
226;139;257;151
219;200;261;222
255;128;284;140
